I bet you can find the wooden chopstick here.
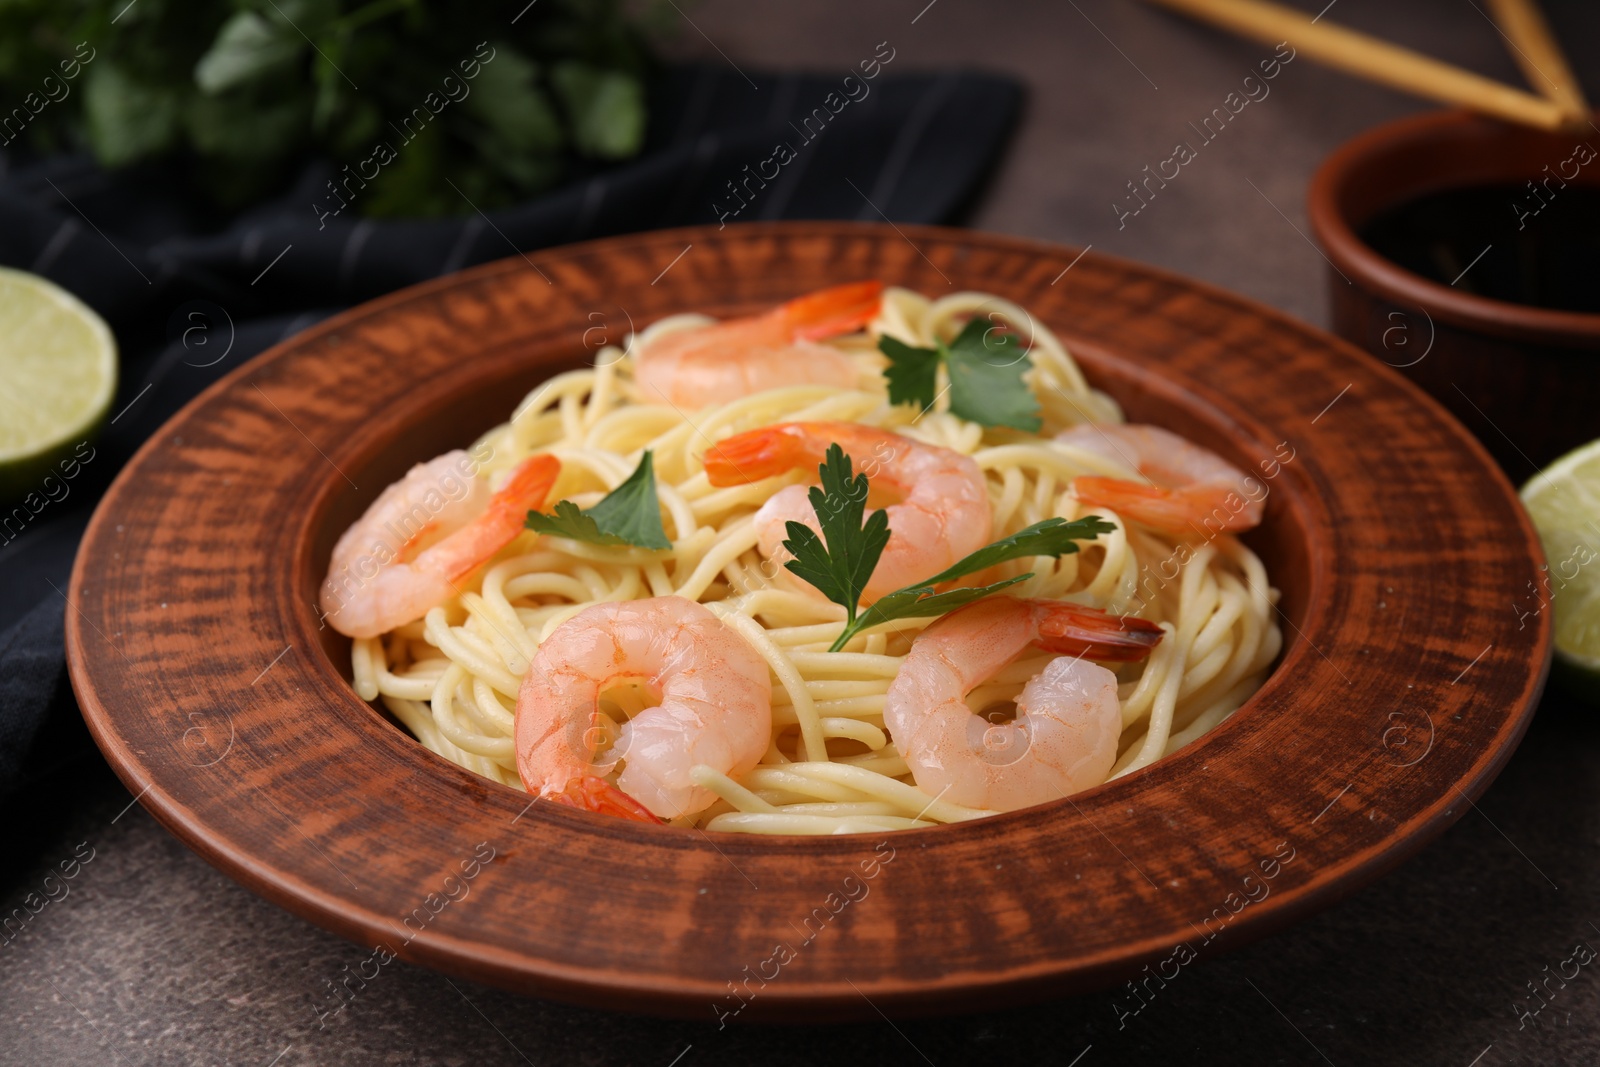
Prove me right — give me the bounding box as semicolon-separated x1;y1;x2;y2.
1143;0;1580;132
1485;0;1592;124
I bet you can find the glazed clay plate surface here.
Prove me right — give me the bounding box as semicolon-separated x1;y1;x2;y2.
66;222;1549;1020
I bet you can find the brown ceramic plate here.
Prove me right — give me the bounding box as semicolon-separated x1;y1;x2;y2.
66;222;1549;1021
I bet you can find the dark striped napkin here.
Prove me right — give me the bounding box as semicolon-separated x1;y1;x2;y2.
0;63;1021;794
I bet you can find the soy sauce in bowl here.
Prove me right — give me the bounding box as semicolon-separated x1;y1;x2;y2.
1360;184;1600;315
1309;110;1600;471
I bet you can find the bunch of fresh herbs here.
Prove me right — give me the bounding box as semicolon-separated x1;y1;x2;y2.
0;0;658;215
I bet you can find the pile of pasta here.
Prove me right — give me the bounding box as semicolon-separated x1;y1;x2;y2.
350;288;1282;835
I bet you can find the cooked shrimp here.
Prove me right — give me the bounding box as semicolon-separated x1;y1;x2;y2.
634;281;883;408
1056;423;1263;535
705;421;993;602
320;452;560;639
515;597;772;822
884;596;1164;811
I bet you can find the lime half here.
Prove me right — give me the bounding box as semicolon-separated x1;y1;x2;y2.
0;268;116;502
1521;439;1600;701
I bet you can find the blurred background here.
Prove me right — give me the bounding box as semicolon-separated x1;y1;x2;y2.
3;2;1599;1065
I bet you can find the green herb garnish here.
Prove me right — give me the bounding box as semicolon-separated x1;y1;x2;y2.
525;449;670;550
786;445;1115;652
779;444;892;640
879;318;1042;432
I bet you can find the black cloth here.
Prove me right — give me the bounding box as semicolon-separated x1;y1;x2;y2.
0;64;1021;794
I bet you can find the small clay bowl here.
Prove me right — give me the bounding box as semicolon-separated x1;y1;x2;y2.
1309;109;1600;474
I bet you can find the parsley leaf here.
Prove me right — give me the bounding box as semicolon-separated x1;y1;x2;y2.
773;443;1117;651
880;336;942;411
780;445;891;630
945;320;1042;432
525;450;670;550
878;318;1042;432
583;451;670;549
523;500;626;546
842;516;1116;650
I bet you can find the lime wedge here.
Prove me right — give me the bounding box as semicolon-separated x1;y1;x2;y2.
0;268;117;503
1521;438;1600;702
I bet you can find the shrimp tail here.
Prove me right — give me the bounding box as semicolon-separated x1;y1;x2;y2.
1073;476;1246;536
704;424;818;486
778;281;884;341
439;453;562;583
489;454;562;526
1031;600;1164;662
1072;475;1173;519
545;775;663;824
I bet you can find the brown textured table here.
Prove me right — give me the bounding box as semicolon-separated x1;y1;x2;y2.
7;1;1599;1064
